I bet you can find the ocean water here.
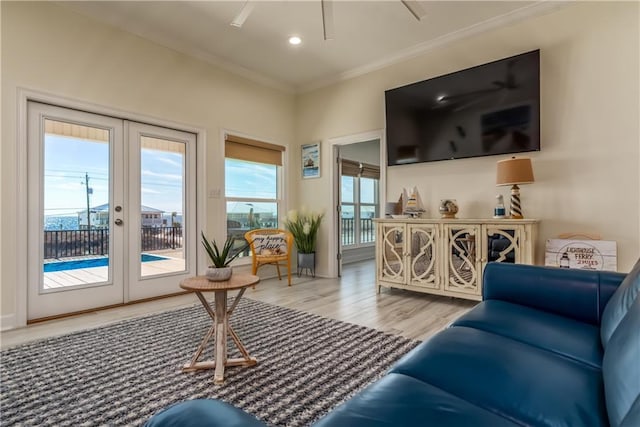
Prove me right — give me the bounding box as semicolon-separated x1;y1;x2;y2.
44;214;182;230
44;216;79;231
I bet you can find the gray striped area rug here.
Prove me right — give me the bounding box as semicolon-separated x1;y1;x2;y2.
1;298;419;426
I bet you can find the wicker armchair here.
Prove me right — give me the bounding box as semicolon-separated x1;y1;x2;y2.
244;228;294;286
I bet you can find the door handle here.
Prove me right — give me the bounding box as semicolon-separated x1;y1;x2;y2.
115;219;123;226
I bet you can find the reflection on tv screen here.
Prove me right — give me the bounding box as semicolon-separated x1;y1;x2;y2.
481;105;532;153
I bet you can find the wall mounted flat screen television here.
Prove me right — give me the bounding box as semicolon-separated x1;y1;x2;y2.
385;50;540;166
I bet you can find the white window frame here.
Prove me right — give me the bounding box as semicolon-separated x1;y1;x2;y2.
222;132;286;266
341;175;379;249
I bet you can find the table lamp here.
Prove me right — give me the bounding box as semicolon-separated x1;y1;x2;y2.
496;157;534;219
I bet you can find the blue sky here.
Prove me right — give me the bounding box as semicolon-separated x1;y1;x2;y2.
44;135;185;216
225;158;277;200
44;135;373;219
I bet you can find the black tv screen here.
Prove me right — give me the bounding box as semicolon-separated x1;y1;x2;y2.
385;50;540;166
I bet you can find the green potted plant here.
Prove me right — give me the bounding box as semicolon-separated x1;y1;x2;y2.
283;208;324;276
201;231;250;281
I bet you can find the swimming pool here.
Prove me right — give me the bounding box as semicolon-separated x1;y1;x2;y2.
43;254;169;272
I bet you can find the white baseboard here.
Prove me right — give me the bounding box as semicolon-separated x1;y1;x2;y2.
1;314;16;331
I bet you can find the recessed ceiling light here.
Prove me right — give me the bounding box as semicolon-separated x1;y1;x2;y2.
288;36;302;46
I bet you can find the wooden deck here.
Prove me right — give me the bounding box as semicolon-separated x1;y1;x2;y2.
43;250;185;289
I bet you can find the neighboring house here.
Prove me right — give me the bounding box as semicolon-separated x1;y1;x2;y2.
78;204;165;229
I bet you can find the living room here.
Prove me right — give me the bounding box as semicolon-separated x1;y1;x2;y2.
1;1;639;426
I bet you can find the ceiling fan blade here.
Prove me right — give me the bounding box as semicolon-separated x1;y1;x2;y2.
401;0;427;21
322;0;335;40
230;1;255;28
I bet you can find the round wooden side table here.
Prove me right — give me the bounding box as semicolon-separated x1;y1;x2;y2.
180;274;260;384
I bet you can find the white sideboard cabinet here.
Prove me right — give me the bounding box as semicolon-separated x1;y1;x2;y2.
375;218;539;301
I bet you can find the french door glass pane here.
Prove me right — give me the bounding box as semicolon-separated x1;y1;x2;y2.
139;136;185;277
360;206;376;244
43;119;111;289
341;176;354;203
341;204;355;246
360;178;376;203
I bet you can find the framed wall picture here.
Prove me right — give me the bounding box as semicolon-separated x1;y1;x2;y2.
302;142;320;179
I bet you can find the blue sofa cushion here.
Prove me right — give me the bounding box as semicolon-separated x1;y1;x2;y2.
603;296;640;427
313;372;521;427
390;326;607;427
452;300;603;368
621;395;640;427
483;263;625;325
144;399;265;427
601;258;640;347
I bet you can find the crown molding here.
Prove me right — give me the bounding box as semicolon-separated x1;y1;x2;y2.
298;1;571;94
166;44;296;94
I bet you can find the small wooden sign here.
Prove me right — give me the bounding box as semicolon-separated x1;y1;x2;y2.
545;239;617;271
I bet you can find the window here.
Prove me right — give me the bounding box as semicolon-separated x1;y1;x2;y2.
341;160;379;247
225;134;284;258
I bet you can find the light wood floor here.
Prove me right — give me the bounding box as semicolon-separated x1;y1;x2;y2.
1;260;477;349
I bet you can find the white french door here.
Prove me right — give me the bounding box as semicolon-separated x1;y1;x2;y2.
27;102;197;320
127;121;196;300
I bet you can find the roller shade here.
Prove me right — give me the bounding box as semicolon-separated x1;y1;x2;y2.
341;159;380;179
225;134;285;166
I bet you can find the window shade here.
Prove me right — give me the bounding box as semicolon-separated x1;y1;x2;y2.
341;159;380;179
225;134;285;166
341;159;361;177
361;163;380;179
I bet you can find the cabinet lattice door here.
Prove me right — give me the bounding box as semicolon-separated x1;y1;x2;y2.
443;225;481;296
378;223;405;283
408;224;439;289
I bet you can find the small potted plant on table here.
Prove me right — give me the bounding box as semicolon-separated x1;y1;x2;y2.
201;231;249;281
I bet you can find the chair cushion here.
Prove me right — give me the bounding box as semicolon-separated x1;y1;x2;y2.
452;300;603;368
601;257;640;347
252;233;287;256
603;296;640;427
312;373;521;427
390;327;608;427
144;399;266;427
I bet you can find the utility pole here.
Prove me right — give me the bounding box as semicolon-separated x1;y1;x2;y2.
85;173;92;231
84;173;92;253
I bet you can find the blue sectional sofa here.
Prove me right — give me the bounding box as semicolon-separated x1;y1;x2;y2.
146;261;640;427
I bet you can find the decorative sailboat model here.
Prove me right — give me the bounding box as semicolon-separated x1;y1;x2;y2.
403;186;426;218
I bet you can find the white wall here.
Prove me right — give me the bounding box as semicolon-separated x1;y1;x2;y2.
0;2;296;319
340;139;380;165
296;1;640;276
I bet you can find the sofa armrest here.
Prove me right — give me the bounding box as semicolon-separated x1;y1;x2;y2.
483;263;626;325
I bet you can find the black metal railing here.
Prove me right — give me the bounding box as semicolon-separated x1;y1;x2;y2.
140;227;183;251
341;218;375;246
44;227;183;259
44;229;110;259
